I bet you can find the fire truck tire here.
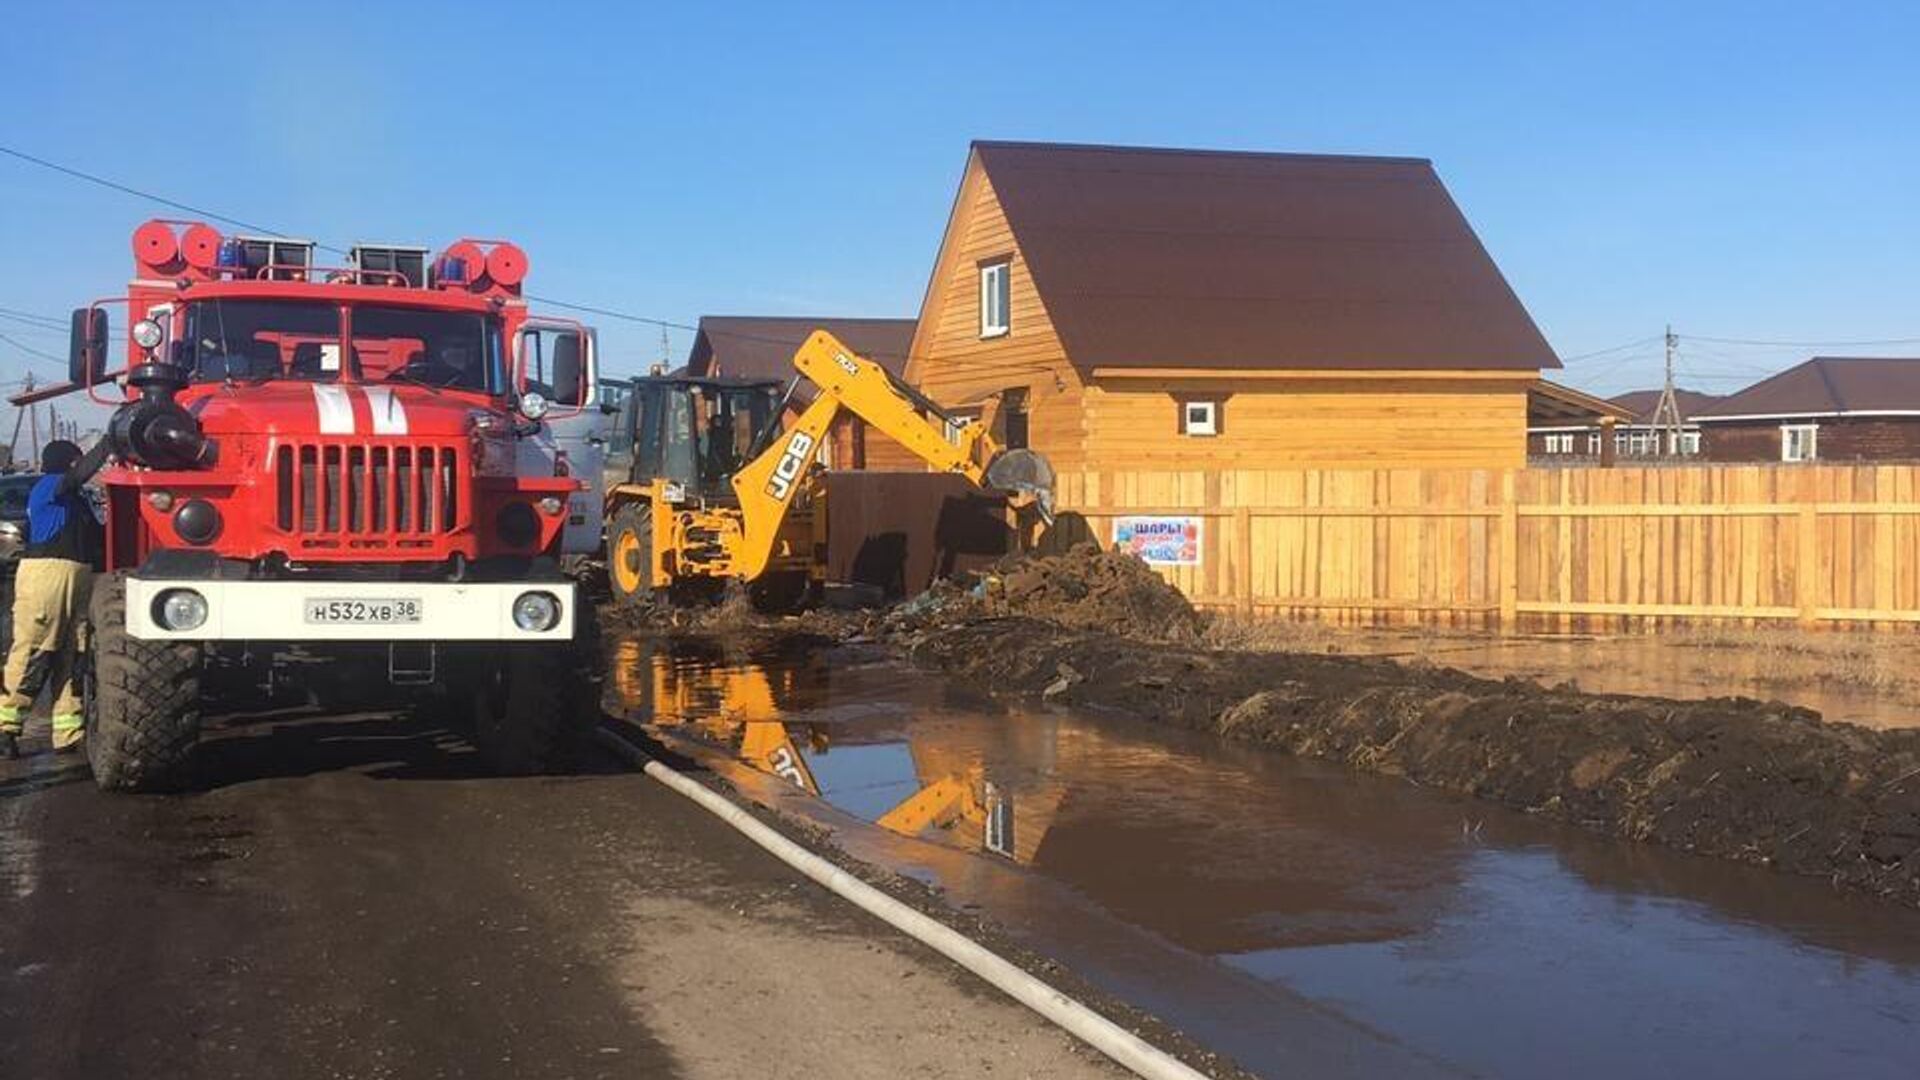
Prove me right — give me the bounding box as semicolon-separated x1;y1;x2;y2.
470;602;602;774
85;573;202;792
607;504;655;608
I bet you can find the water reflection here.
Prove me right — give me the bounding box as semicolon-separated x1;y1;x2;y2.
609;635;1920;1080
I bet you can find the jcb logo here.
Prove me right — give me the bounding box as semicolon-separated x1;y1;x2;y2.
766;431;816;499
834;352;860;377
768;747;809;790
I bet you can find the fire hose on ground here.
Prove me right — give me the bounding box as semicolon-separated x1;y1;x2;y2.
593;726;1214;1080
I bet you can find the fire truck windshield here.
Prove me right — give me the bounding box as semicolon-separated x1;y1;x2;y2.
185;299;503;393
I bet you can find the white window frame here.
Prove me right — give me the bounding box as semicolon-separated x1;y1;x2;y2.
1181;399;1219;437
1677;430;1701;456
1588;431;1602;456
1781;423;1818;463
979;260;1010;339
1543;433;1574;454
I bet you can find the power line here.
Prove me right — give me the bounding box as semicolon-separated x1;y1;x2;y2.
1558;335;1667;364
1682;332;1920;348
0;330;67;368
0;306;67;330
0;144;294;241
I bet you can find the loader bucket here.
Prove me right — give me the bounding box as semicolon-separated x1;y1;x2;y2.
984;448;1056;522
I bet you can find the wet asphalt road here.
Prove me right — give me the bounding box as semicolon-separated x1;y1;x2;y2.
0;708;1123;1080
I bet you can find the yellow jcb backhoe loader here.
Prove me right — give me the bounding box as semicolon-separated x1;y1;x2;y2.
600;330;1052;608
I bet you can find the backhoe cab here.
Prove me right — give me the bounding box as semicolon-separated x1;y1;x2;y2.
602;330;1053;609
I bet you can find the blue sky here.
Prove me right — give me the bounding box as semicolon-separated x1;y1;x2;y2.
2;1;1916;409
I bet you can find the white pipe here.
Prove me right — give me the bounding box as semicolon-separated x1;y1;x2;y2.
594;728;1212;1080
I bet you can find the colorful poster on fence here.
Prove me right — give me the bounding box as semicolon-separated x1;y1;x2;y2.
1112;516;1202;566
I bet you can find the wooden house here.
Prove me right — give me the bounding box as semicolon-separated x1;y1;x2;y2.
686;315;915;469
1527;386;1717;464
898;141;1560;476
1694;356;1920;463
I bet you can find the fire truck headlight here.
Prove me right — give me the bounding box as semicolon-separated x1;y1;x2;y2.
511;590;561;632
154;589;209;632
172;499;221;545
537;496;564;515
518;391;550;421
131;318;165;351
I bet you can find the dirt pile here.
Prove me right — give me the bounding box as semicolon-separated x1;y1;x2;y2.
882;615;1920;908
977;544;1203;640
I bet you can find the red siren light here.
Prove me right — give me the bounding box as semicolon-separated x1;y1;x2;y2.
435;240;487;287
132;219;180;270
484;242;528;287
181;223;224;272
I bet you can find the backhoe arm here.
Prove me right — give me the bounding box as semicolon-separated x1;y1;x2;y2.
727;330;1049;582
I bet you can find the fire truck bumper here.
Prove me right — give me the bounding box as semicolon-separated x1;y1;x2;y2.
123;578;578;643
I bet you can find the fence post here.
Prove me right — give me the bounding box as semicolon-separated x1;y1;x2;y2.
1234;507;1254;617
1796;503;1819;628
1498;470;1519;632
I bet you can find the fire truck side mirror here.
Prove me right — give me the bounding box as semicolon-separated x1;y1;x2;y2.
549;333;584;407
69;307;108;387
513;322;595;418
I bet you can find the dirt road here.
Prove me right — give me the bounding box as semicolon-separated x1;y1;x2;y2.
0;709;1124;1080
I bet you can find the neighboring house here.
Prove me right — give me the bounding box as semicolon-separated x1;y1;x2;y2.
1527;386;1719;464
686;315;917;469
1694;356;1920;463
901;141;1560;475
1526;381;1634;464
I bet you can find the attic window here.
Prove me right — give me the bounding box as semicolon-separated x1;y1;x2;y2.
1181;399;1219;437
979;260;1010;338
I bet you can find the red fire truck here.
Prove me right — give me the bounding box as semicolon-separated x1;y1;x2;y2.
62;219;601;790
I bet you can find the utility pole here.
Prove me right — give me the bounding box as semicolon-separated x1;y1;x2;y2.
659;325;672;370
6;372;27;469
1651;324;1684;457
26;389;40;468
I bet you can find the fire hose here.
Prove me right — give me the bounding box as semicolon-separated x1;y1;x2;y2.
594;725;1214;1080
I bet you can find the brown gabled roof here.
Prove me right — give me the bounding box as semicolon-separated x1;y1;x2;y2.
686;316;915;387
1607;388;1722;423
1695;357;1920;420
968;140;1558;373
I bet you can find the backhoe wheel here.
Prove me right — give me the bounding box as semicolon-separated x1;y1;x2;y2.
86;572;203;792
608;504;656;608
470;601;602;775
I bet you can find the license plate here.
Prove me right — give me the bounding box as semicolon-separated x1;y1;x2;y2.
303;598;423;625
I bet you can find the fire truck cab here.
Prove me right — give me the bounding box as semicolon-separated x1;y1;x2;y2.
68;219;602;790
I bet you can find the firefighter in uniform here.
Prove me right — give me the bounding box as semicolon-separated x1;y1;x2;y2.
1;439;111;757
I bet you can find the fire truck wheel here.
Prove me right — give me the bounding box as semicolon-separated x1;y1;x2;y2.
85;573;203;792
607;504;656;608
470;602;602;774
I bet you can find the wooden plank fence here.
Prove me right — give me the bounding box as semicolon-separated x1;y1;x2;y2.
1052;464;1920;632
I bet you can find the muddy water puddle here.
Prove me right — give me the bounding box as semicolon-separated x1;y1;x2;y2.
611;636;1920;1079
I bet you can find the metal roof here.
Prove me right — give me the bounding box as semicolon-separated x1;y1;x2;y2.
1695;357;1920;420
686;317;915;384
968;140;1559;373
1606;388;1722;423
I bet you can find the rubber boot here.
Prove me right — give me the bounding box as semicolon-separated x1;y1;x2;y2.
51;716;84;754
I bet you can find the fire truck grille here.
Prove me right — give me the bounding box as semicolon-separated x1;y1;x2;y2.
275;443;462;541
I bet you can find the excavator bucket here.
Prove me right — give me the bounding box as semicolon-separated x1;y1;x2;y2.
984;448;1056;522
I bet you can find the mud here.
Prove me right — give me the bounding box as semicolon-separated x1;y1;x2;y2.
885;613;1920;907
787;545;1920;908
976;544;1204;640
